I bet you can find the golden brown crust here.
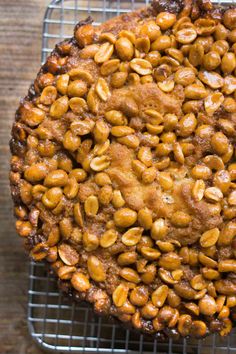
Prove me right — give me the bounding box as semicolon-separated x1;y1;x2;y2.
10;0;236;339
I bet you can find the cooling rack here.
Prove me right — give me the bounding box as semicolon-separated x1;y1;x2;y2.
28;0;236;353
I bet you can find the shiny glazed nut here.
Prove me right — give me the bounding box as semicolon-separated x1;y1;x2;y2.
113;284;129;307
204;92;224;115
115;37;134;61
63;130;81;151
21;105;46;127
176;28;197;44
118;300;136;315
159;252;181;270
117;135;139;149
158;171;173;190
174;67;195;86
114;208;137;228
67;80;88;97
59;218;72;239
84;195;99;216
105;110;127;126
111;126;134;137
117;252;137;266
42;187;62;209
95;78;111;101
121;227;143;246
120;268;141;283
110;72;128;88
204;187;223;202
171;211;191;227
50;96;69;118
98;185;113;205
130;286;149;306
44;170;68;187
68;68;94;84
211;132;229;155
228;190;236;206
40;86;57;105
93;120;110;143
156;241;175;253
199;252;217;268
198;70;224;89
58;266;76;280
135;37;150;53
158;79;175;93
190;274;207;291
151;35;171;51
112;190;125;208
141;302;158;319
75;24;94;47
203;155;224;171
218;260;236;272
56;74;69;95
94;42;114;63
83;232;99;252
58;243;79;266
24;163;48;183
189;43;204;67
195;18;216;35
151;285;169;307
73;202;83;227
203;51;221;71
156;12;176;30
178;113;197;137
199;295;217;316
151;218;168;240
192;179;205;201
100;59;120;76
221;52;236;74
200;228;220;248
130;58;152;75
30;243;49;261
71;272;90;292
140;21;161;41
178;314;192;336
15;220;32;237
191;165;212;180
87;256;106;282
140;246;161;260
184;84;208;99
190;320;207;338
202;268;220;280
137;208;153;229
90;156;110;171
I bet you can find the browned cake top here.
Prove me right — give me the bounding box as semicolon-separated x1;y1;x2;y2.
10;0;236;339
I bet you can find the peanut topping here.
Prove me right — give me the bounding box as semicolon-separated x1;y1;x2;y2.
11;1;236;339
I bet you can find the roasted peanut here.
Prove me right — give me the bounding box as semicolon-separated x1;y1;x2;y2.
114;208;137;228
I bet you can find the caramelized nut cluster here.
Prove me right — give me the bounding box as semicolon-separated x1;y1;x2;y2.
10;0;236;339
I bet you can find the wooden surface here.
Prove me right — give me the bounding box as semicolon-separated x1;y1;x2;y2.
0;1;50;353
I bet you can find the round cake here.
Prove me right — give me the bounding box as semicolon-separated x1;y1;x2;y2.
10;0;236;339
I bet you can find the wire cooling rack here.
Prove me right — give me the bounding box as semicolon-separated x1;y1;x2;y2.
28;0;236;353
28;261;236;354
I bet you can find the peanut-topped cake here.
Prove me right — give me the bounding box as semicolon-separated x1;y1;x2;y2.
10;0;236;339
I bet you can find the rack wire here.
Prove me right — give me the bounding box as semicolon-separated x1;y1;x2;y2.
28;0;236;353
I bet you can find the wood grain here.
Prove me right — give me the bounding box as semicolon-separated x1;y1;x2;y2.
0;1;49;353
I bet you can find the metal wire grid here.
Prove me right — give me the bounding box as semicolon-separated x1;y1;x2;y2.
28;0;236;352
28;261;236;353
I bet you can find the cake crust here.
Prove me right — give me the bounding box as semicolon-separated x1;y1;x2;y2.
10;0;236;339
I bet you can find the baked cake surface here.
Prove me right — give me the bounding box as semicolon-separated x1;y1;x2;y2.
10;0;236;339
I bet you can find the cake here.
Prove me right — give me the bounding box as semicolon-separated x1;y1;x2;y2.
10;0;236;339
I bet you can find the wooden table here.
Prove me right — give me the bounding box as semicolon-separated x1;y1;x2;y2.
0;1;50;353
